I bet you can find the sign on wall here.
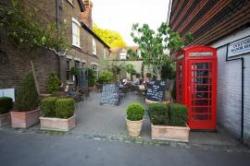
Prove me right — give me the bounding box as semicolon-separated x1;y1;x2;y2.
228;36;250;58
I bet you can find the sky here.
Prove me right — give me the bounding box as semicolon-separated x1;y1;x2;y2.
92;0;171;46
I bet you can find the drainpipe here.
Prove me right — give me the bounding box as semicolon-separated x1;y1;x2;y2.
225;45;245;143
55;0;63;79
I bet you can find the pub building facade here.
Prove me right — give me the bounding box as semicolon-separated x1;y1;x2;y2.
169;0;250;144
0;0;110;93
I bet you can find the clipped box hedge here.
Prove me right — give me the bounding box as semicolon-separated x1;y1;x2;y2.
126;102;144;121
148;103;187;127
0;97;13;114
168;103;187;126
148;103;168;125
55;98;75;119
41;97;75;119
40;97;57;117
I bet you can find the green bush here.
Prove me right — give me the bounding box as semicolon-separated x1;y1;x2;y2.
148;103;168;125
127;103;144;121
15;72;39;111
47;73;61;94
87;68;97;87
168;103;187;126
148;103;187;126
55;98;75;119
41;97;57;117
0;97;13;114
70;67;80;76
97;70;114;84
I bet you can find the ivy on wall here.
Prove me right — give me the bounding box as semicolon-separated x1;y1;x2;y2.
0;0;68;52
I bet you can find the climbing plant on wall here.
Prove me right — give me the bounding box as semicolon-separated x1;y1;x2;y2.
0;0;68;52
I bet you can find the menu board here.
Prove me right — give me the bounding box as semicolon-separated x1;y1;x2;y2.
100;84;120;105
146;80;166;102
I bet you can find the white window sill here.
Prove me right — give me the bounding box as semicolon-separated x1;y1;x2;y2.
72;44;81;48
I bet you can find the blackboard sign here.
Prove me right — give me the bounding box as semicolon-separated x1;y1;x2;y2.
100;84;120;105
146;80;166;101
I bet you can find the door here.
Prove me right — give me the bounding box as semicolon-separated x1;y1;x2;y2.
188;60;216;130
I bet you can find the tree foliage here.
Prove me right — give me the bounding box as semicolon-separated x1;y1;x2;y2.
130;22;192;76
0;0;68;51
93;24;126;48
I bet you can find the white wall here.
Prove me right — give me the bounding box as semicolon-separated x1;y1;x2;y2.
212;27;250;144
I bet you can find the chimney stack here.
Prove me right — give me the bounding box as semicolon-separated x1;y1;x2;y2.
80;0;93;29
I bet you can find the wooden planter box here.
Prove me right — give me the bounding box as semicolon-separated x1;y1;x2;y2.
11;109;40;128
151;124;190;142
0;112;11;127
126;119;143;137
39;115;76;131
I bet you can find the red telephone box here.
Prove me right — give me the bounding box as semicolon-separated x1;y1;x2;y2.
176;46;217;130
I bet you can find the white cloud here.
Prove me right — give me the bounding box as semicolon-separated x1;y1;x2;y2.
92;0;170;46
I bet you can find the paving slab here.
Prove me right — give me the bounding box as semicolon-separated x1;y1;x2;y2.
0;92;245;151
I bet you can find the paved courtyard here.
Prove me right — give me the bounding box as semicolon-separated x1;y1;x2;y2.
1;130;250;166
72;92;244;150
0;92;247;152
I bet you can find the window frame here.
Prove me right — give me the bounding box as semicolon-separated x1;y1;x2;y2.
72;17;81;48
92;38;97;55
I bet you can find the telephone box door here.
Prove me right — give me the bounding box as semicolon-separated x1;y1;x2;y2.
188;60;216;129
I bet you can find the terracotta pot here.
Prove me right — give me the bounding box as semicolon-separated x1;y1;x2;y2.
11;109;40;128
126;119;143;137
151;123;190;142
0;112;11;127
40;115;76;131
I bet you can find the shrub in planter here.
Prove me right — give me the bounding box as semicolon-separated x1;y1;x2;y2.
126;102;145;137
47;73;60;94
55;98;75;119
0;97;13;114
40;97;76;131
40;97;57;117
148;103;168;125
11;72;40;128
15;73;39;111
0;97;13;127
148;103;189;142
168;103;187;126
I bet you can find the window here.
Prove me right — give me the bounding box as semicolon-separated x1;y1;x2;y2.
72;18;80;47
103;48;109;58
92;38;96;55
91;64;98;78
75;61;80;69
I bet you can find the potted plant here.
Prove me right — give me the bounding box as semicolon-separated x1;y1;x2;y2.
0;97;13;127
126;102;145;137
11;73;40;128
96;70;114;91
86;68;97;91
47;73;61;95
148;103;189;142
39;97;76;131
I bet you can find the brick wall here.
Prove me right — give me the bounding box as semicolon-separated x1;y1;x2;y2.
0;35;59;93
